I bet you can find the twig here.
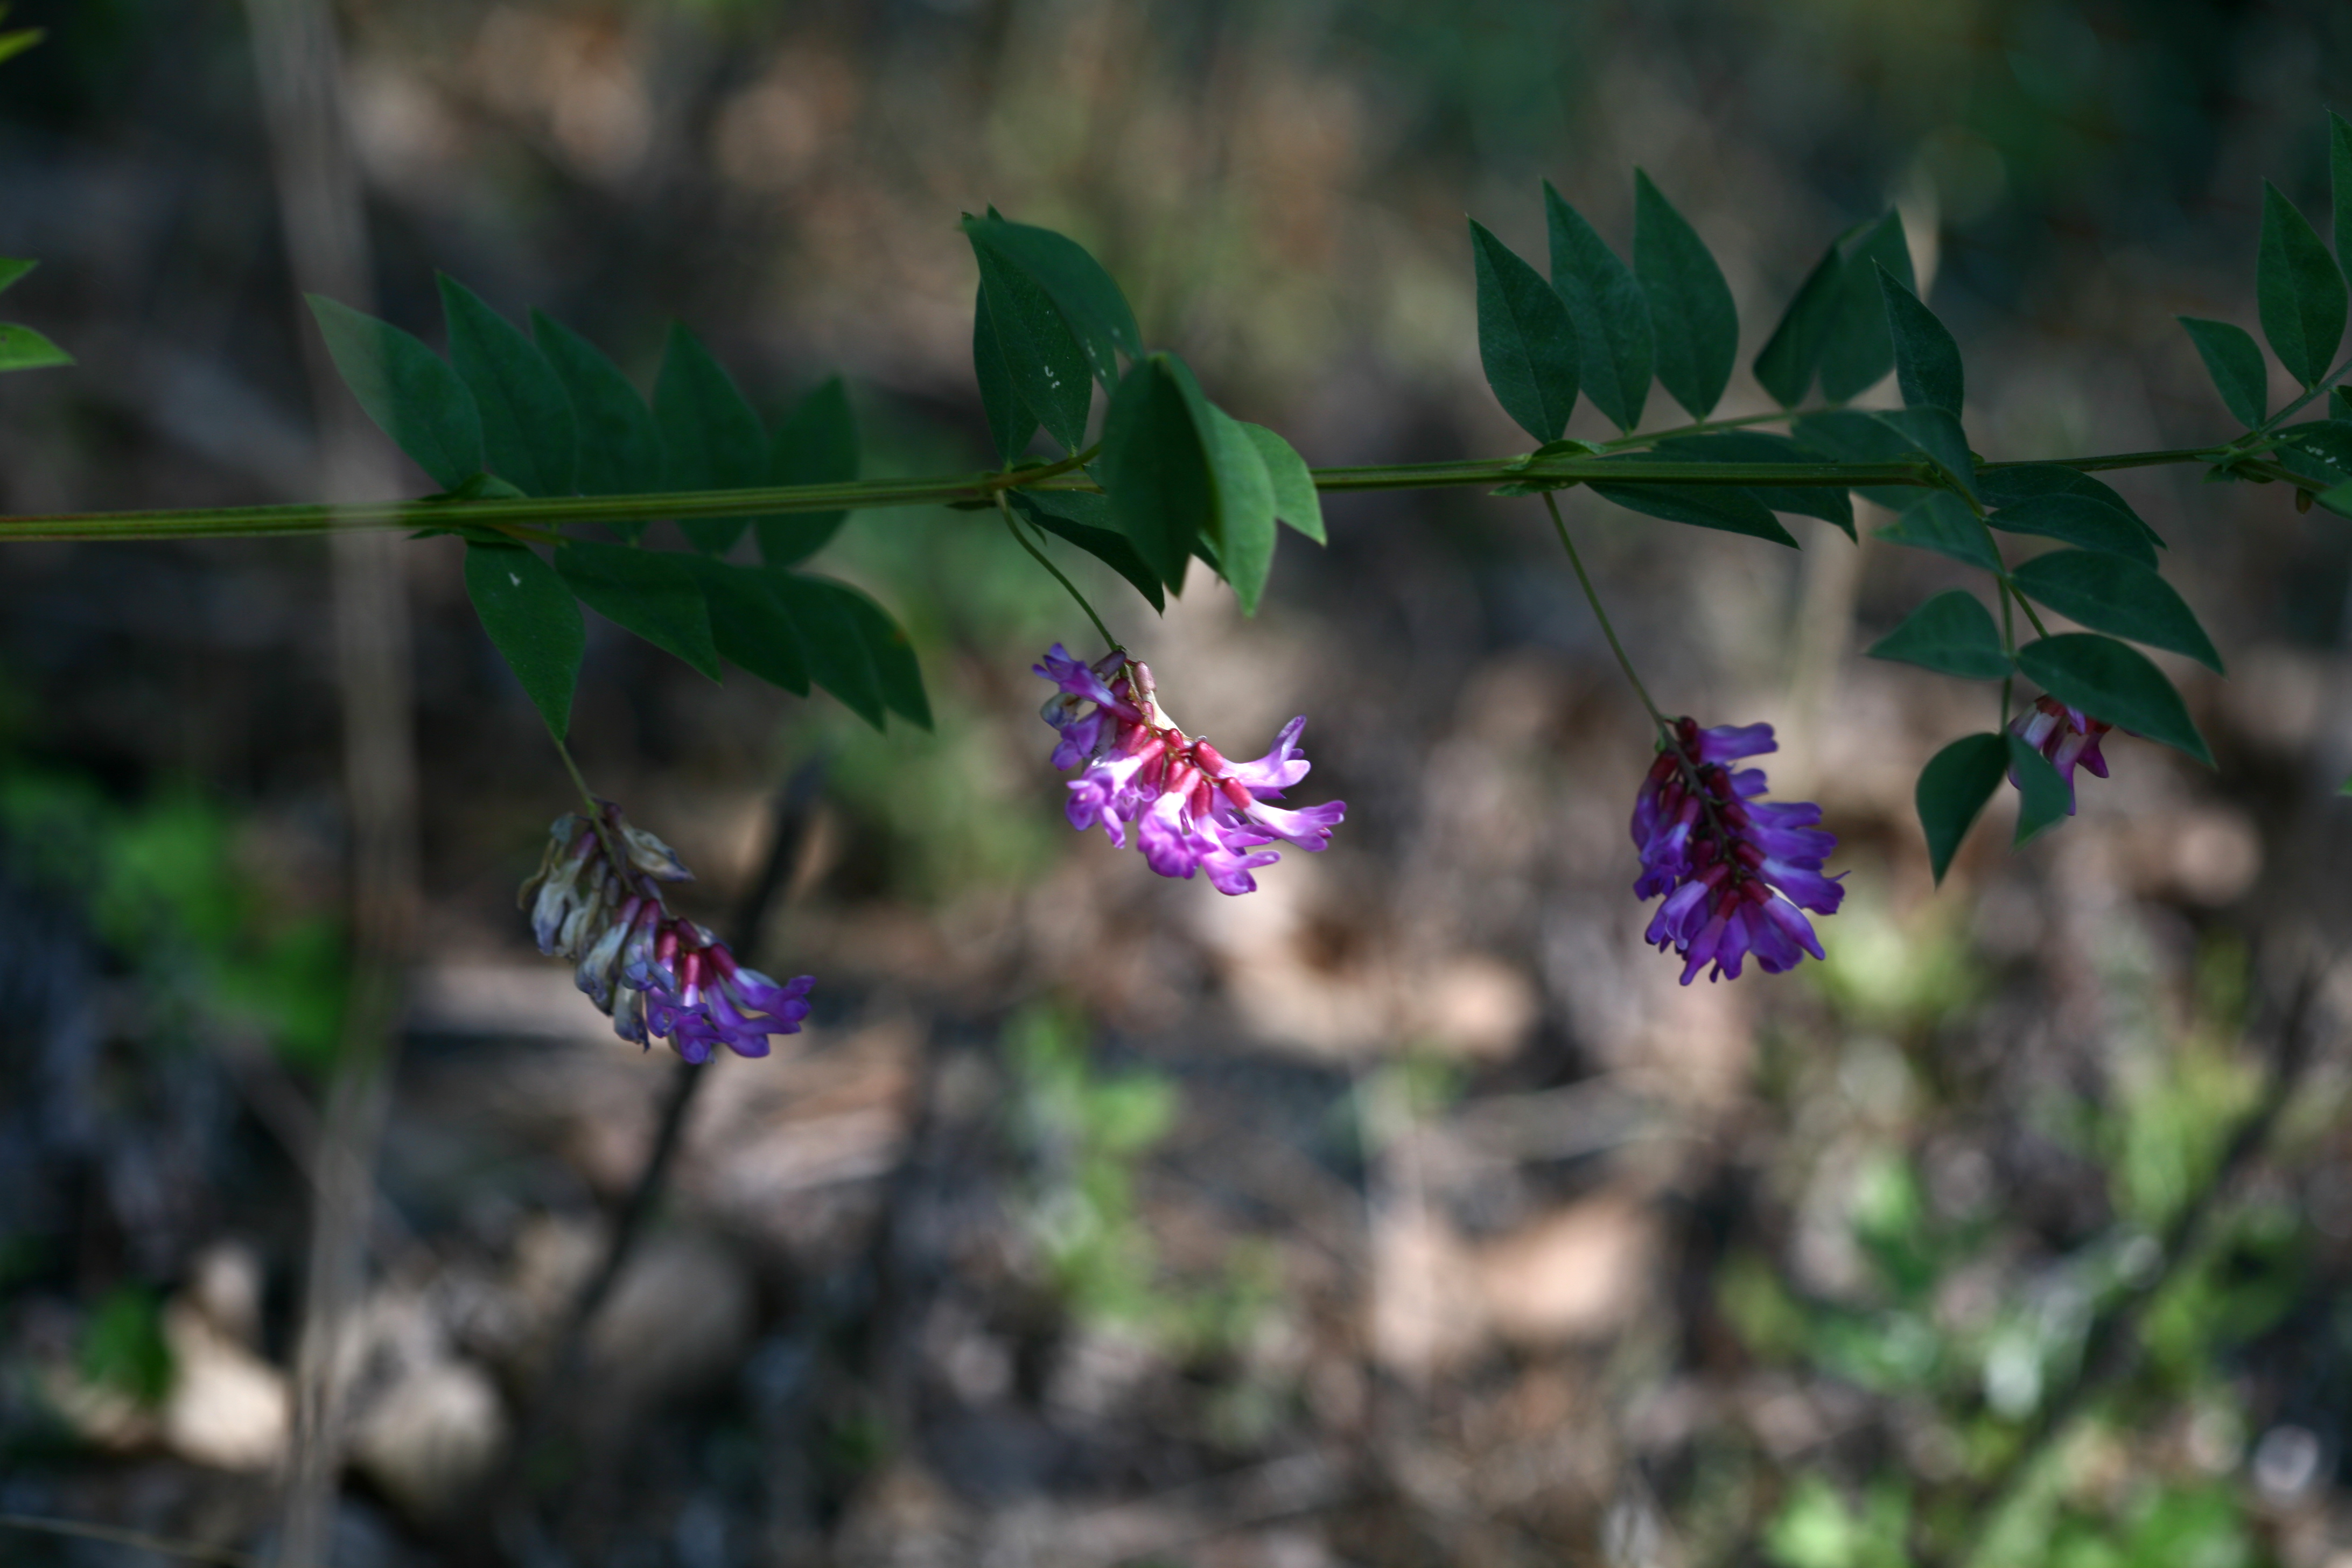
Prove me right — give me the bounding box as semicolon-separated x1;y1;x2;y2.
0;1511;262;1567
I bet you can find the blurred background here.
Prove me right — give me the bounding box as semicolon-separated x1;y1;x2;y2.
3;0;2352;1563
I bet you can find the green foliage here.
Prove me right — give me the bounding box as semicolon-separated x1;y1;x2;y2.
682;557;811;695
1867;590;2011;680
2017;634;2211;765
78;1286;171;1407
1875;405;1980;503
1239;422;1326;545
530;309;666;516
1762;1476;1909;1568
1650;431;1856;537
1915;732;2009;884
973;277;1040;461
1880;492;2000;572
1543;181;1651;431
1096;353;1284;612
2008;549;2223;673
960;213;1143;390
556;538;723;681
1590;466;1796;546
1816;213;1915;403
972;240;1093;454
2178;317;2268;428
2256;181;2347;388
1633;170;1738;418
439;276;577;498
2006;733;2073;845
1753;229;1850;408
1879;265;1965;416
654;323;768;554
1987;493;2157;566
758;377;859;566
307;294;483;489
463;541;585;737
1468;217;1580;442
0;256;71;373
1979;465;2162;545
1009;491;1166;612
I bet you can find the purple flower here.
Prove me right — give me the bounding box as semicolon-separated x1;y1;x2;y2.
1033;644;1345;895
519;802;814;1060
1631;717;1842;984
2009;695;2112;813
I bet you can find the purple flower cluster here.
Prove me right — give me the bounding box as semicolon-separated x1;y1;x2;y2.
520;803;813;1062
1035;645;1346;895
2010;695;2112;813
1632;717;1843;984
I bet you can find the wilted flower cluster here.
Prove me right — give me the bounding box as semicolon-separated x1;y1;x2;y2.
520;802;813;1062
1035;645;1346;895
1632;718;1843;984
2010;695;2112;813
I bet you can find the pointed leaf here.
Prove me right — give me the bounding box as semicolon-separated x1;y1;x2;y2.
1470;218;1580;442
1192;396;1279;615
1098;355;1212;589
1878;265;1964;416
1817;213;1914;402
0;322;71;372
1633;171;1738;418
825;579;930;729
439;277;576;498
2006;733;2072;846
1987;493;2156;566
2276;418;2352;475
556;540;722;681
1978;463;2161;546
654;324;767;554
2335;386;2352;422
2258;182;2347;388
2016;633;2210;765
1543;182;1651;432
1915;732;2008;885
463;542;583;738
1873;407;1979;503
758;377;859;566
1008;490;1165;611
974;281;1038;463
678;557;810;695
2008;549;2222;673
961;215;1142;389
531;310;666;528
1652;431;1854;537
306;295;482;489
1752;234;1845;408
1590;473;1797;547
766;572;886;727
1878;492;2000;572
2178;316;2268;428
973;243;1092;453
1867;591;2011;679
0;258;36;296
2333;112;2352;278
1793;408;1926;509
1239;422;1325;543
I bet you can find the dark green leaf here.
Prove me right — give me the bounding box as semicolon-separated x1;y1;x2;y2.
1752;233;1846;408
1633;170;1738;419
1651;431;1854;537
1009;490;1165;611
306;295;482;489
1878;265;1964;416
1590;471;1796;547
2017;633;2210;765
654;323;767;554
827;578;930;729
1793;408;1924;509
2008;549;2223;673
1977;463;2161;547
0;258;34;296
530;310;666;528
767;571;885;727
1867;590;2011;679
1098;355;1212;589
960;215;1142;389
464;542;583;738
758;377;858;566
974;281;1038;463
2277;418;2352;476
1878;492;2000;572
1915;732;2008;885
1987;493;2156;567
2333;112;2352;279
1470;218;1581;442
2334;386;2352;422
678;557;810;695
2258;182;2347;388
1238;422;1324;543
0;321;70;372
555;540;722;681
439;277;576;498
1543;182;1651;432
1194;397;1279;615
1873;407;1979;503
1817;213;1914;403
973;242;1092;453
2178;316;2268;428
2006;733;2072;846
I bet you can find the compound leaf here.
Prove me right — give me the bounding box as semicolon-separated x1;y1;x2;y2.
530;310;666;529
440;276;576;498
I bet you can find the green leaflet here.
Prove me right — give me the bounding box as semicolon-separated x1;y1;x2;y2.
2333;113;2352;273
2016;633;2210;765
2007;549;2223;673
1650;431;1854;538
1193;397;1279;615
556;539;722;681
306;295;483;490
1867;591;2011;680
1915;732;2008;885
0;321;70;372
1239;422;1325;544
1470;218;1581;443
678;556;811;696
820;576;931;729
758;377;859;566
1098;355;1211;590
439;276;576;498
1986;493;2156;567
961;214;1142;390
1008;490;1165;612
1543;181;1652;433
1817;213;1915;403
974;281;1039;463
1792;409;1925;510
2006;734;2073;847
463;542;584;738
1633;171;1738;419
1878;493;2000;573
1872;407;1979;504
654;323;767;555
1976;464;2161;546
973;244;1092;454
2257;182;2347;388
2178;317;2268;428
1878;265;1964;417
766;571;890;728
1588;466;1796;547
1752;232;1847;408
0;258;33;296
530;310;667;535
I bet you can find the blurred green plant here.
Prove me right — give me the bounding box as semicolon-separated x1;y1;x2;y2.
74;1284;171;1408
